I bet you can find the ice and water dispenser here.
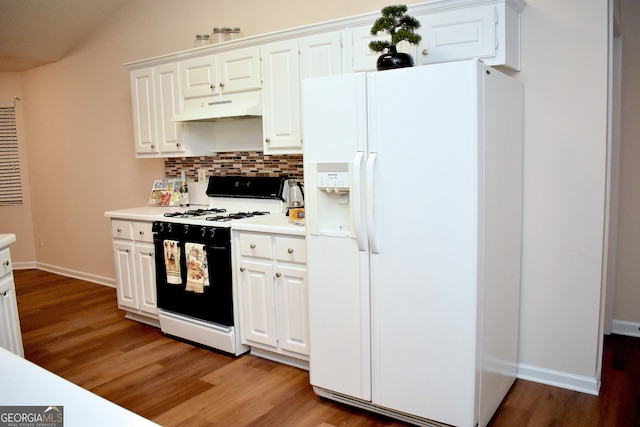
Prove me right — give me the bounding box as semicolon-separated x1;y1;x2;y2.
306;162;354;237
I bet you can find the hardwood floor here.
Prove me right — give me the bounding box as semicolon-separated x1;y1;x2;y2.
12;269;640;426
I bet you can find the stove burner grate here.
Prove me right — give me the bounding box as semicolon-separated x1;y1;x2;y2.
163;208;227;218
205;211;271;222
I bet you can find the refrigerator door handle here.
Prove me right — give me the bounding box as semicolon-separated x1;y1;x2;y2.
353;151;366;251
366;152;379;253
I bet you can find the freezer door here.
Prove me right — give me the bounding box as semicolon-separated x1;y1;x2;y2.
306;235;371;401
303;73;372;401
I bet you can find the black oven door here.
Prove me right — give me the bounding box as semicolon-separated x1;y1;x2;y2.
153;222;233;327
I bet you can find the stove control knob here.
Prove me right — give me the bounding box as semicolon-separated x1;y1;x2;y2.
201;227;206;237
209;228;216;238
167;223;172;233
183;224;189;234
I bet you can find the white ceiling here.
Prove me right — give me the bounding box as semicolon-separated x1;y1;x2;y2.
0;0;126;72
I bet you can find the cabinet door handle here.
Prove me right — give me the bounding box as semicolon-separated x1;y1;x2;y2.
117;228;122;233
265;138;271;143
176;142;181;147
126;249;131;253
148;252;153;256
240;267;245;272
139;231;144;235
275;272;281;278
287;248;294;254
250;244;256;249
0;290;6;297
220;82;225;88
210;84;215;89
422;49;429;56
150;144;155;149
2;261;9;267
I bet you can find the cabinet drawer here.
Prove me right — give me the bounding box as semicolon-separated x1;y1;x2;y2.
133;221;153;243
238;233;273;259
111;220;133;240
0;248;12;277
275;237;306;263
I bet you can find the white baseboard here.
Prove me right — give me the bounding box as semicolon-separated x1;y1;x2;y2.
12;261;37;269
516;363;600;395
611;319;640;338
15;262;116;288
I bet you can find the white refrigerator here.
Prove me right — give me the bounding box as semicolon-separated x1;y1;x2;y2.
302;60;523;427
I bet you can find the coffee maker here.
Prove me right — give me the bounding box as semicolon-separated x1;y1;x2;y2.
285;178;304;215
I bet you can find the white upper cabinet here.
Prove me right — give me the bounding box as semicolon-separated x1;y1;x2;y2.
261;39;302;154
125;0;524;157
416;0;524;70
130;64;185;157
262;32;345;155
418;5;497;65
351;1;523;72
299;31;344;79
154;63;184;154
130;68;155;154
181;47;261;99
219;48;262;93
181;54;219;98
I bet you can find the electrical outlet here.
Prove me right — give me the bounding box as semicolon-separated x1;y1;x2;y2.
197;168;207;182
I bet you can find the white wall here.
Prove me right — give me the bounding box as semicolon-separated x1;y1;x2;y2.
613;0;640;331
0;73;36;265
514;0;609;392
1;0;614;393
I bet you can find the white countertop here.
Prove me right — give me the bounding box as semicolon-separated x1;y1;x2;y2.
0;347;159;427
0;233;16;248
231;212;305;236
105;207;305;236
104;205;208;221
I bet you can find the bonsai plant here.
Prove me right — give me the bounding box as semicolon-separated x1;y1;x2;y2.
369;4;422;71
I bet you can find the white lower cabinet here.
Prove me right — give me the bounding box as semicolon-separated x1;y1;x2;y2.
0;246;23;357
235;231;309;368
111;219;159;325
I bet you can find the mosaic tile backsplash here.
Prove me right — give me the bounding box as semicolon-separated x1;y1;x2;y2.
164;152;303;181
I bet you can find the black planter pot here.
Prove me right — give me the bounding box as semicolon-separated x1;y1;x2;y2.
376;48;414;71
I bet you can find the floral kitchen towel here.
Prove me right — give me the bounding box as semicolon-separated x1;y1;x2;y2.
163;240;182;285
185;242;209;294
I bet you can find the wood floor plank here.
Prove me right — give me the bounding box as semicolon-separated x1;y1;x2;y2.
11;269;640;427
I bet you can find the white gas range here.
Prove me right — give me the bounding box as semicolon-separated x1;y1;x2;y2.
151;176;286;355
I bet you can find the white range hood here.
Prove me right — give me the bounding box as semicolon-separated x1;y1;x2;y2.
173;92;262;122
